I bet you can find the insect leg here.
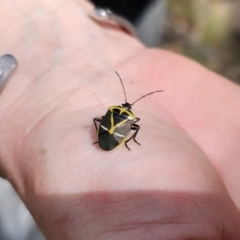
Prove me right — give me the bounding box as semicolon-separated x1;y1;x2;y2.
93;117;103;131
134;117;140;124
93;117;104;145
124;142;131;150
131;124;140;145
125;124;140;150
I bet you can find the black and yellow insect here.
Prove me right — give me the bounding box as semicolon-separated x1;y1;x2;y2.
93;71;163;151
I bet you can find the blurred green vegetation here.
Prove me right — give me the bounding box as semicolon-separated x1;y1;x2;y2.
161;0;240;83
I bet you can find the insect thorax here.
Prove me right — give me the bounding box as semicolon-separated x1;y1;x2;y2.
109;106;135;120
102;106;134;135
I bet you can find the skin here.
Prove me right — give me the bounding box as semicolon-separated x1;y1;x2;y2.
0;0;240;239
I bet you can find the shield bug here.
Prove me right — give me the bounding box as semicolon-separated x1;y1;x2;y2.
93;71;163;151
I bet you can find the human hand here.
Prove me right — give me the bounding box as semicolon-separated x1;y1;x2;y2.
0;0;240;239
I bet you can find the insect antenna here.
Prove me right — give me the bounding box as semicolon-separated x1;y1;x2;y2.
131;90;164;107
115;71;127;103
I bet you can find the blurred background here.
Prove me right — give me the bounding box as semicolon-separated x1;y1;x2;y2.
161;0;240;83
92;0;240;82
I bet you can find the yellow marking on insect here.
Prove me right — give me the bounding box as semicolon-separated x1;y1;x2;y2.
108;106;135;135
